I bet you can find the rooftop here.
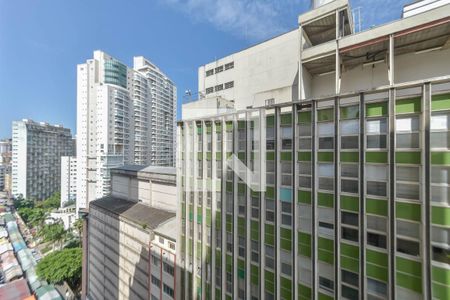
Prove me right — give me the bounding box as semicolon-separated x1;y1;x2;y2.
90;195;176;230
111;165;176;184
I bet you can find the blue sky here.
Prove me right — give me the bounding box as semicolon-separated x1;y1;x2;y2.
0;0;410;138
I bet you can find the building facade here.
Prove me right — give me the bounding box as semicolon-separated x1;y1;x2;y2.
85;165;177;300
0;139;12;192
177;1;450;299
11;120;74;200
76;51;176;213
60;156;77;207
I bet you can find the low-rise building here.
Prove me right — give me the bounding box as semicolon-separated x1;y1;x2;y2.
60;156;77;207
84;165;178;300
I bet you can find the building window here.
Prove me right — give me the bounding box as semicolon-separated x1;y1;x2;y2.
163;284;175;298
215;65;224;73
225;81;234;89
366;117;387;149
215;84;224;92
206;69;214;77
319;276;334;293
396;116;420;149
164;262;175;276
206;87;214;94
366;165;387;197
151;275;161;286
152;255;160;266
225;62;234;70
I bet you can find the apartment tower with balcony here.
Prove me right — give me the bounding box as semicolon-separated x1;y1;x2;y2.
76;51;176;213
178;0;450;299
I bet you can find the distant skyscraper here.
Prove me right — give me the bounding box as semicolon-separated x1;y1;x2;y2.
0;138;12;191
12;120;74;200
76;51;176;213
60;156;77;207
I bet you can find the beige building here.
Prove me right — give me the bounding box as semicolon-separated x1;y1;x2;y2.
85;165;177;300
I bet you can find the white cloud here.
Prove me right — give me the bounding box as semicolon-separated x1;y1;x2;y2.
160;0;309;41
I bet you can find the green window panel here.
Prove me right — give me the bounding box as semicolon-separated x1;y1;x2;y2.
298;232;312;257
265;224;275;246
432;266;450;286
281;113;293;125
298;190;312;204
206;152;212;160
431;93;450;111
206;209;212;225
251;190;260;198
267;151;275;161
318;152;334;162
432;282;450;300
251;265;259;285
281;152;292;161
340;105;359;120
226;122;233;131
198;152;203;160
318;237;334;251
366;262;388;282
432;206;450;226
396;257;421;277
265;224;275;235
215;250;221;265
299;284;312;300
298;151;312;161
226;182;233;192
318;292;334;300
318;192;334;208
341;152;359;163
251;221;259;240
215;179;221;190
341;195;359;212
206;124;212;133
206;247;211;262
238;152;246;160
226;296;232;300
298;111;312;123
197;214;202;224
238;183;246;195
216;212;222;228
318;237;334;264
189;205;194;221
196;242;202;259
396;97;421;114
318;108;334;122
196;125;202;134
366;249;388;281
226;254;232;267
216;152;222;160
266;186;275;199
366;102;388;117
226;215;232;232
238;217;246;235
341;243;359;272
341;255;359;273
267;116;275;127
396;151;421;164
226;152;233;159
280;277;292;300
182;203;186;215
366;198;388;216
396;202;421;222
215;123;222;132
280;228;292;250
265;270;275;291
431;152;450;165
238;259;245;279
366;151;388;163
238;121;246;129
396;272;422;294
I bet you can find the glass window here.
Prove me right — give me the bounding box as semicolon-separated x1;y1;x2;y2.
319;276;334;293
396;166;419;182
430;131;450;149
367;181;387;197
431;226;450;245
318;123;334;136
397;238;420;256
431;166;450;184
319;178;334;191
281;126;292;138
299;176;312;188
367;135;387;149
342;211;358;226
366;165;387;181
432;246;450;264
366;118;387;134
341;270;359;287
367;232;386;249
341;119;359;135
341;164;358;178
367;278;387;297
397;220;420;239
341;136;359;149
396;183;419;200
341;179;358;194
342;227;359;242
299;162;312;175
299;124;312;136
319;137;334;149
367;215;387;232
342;285;359;300
318;164;334;177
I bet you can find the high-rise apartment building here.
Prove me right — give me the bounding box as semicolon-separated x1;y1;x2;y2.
11;119;74;200
0;139;12;192
60;156;77;207
76;51;176;213
177;1;450;299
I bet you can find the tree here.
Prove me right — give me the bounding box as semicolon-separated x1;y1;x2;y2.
36;248;82;291
40;222;66;250
36;192;61;210
73;218;83;238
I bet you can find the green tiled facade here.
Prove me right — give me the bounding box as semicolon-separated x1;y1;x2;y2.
177;87;450;299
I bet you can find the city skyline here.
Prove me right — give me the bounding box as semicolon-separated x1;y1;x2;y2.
0;0;411;139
